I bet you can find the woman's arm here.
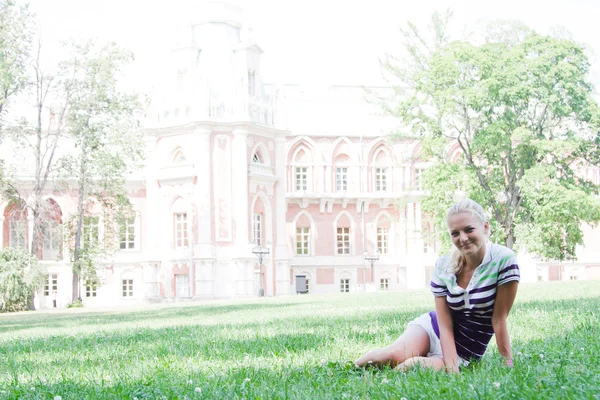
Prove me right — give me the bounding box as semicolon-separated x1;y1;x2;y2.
434;296;460;373
491;281;519;364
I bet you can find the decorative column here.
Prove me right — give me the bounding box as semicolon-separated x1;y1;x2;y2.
143;136;159;259
232;128;250;250
194;128;213;252
274;136;291;295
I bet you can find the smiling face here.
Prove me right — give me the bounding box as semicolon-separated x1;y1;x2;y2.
448;212;489;260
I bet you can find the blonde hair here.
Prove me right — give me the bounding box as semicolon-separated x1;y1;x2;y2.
447;199;488;275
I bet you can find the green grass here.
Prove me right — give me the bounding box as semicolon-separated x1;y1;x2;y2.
0;281;599;399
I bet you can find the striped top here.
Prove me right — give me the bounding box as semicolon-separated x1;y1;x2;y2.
429;243;520;361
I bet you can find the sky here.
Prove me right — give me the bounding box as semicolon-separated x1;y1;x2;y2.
24;0;600;92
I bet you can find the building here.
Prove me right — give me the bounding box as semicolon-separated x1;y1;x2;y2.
2;2;599;309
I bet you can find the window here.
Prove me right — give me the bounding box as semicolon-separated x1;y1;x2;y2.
305;278;310;293
295;167;307;191
85;281;97;297
377;227;388;255
44;274;58;296
296;227;310;255
42;220;61;259
340;278;350;293
252;153;261;163
174;213;188;248
380;278;389;291
175;274;189;297
414;168;423;190
336;167;348;191
375;168;387;191
9;219;27;248
119;217;135;250
253;213;263;246
248;70;255;96
83;216;99;248
122;279;134;297
570;275;578;281
173;150;186;163
336;227;350;255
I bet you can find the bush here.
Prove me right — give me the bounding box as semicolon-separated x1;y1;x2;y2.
67;298;84;308
0;247;45;312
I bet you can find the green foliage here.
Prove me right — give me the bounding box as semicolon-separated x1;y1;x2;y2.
386;16;600;260
67;298;84;308
0;246;45;312
0;0;33;125
0;282;598;397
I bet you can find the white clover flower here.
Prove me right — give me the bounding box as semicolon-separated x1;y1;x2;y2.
54;396;62;400
469;384;475;391
381;378;389;384
493;382;501;389
30;387;35;391
539;354;545;360
516;352;523;356
194;387;202;393
580;348;585;351
244;378;251;383
401;397;408;400
188;379;193;384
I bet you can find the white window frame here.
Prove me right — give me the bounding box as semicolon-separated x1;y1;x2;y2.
253;213;263;246
380;278;389;291
375;167;387;192
41;220;61;260
414;168;423;190
122;279;134;298
336;227;351;255
85;280;97;298
82;216;99;248
336;167;348;191
9;218;27;248
377;227;389;255
175;274;190;297
119;216;136;250
296;227;310;255
174;212;189;248
295;166;308;191
44;273;58;296
340;278;350;293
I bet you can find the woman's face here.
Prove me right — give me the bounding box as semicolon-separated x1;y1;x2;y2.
448;212;488;258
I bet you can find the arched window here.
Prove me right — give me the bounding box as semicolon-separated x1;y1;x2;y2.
171;198;189;248
376;215;391;255
4;200;28;249
41;199;63;260
334;212;353;255
172;149;186;164
334;153;350;192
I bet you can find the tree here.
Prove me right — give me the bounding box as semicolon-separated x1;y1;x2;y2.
0;0;34;192
0;0;33;126
382;15;600;260
4;38;71;263
0;246;45;312
57;41;145;301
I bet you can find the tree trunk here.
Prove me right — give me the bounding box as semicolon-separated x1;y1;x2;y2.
505;232;515;249
72;150;87;302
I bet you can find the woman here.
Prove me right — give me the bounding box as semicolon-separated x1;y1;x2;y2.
355;199;519;372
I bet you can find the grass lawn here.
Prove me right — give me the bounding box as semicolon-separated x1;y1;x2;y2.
0;281;599;399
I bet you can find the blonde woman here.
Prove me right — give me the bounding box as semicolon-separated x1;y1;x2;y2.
355;199;519;372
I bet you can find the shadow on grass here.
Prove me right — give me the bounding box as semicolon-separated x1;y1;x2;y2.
0;301;305;334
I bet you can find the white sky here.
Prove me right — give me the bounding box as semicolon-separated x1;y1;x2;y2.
25;0;600;92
